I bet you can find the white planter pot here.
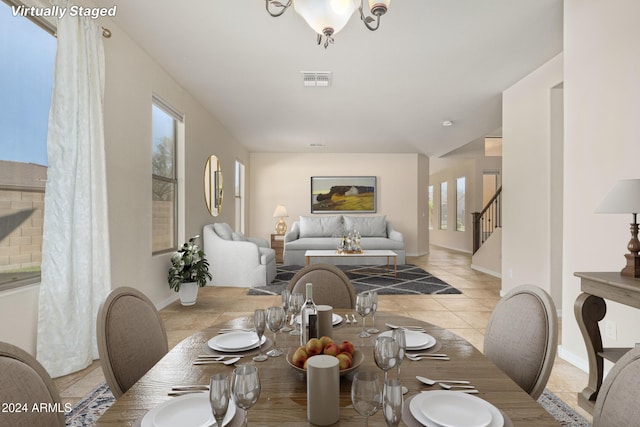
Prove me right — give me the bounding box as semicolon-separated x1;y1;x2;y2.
178;282;199;306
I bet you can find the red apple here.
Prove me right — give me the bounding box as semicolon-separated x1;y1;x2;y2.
292;346;308;368
323;342;340;356
319;336;334;348
306;338;323;356
336;352;353;370
338;340;355;356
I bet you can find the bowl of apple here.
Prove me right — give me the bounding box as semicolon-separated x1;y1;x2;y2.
286;336;363;376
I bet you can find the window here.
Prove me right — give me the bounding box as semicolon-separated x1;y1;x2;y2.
0;1;56;289
456;177;466;231
151;97;183;254
235;160;245;233
428;185;434;230
440;182;448;230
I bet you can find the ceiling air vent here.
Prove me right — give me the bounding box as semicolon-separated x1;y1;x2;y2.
301;71;332;87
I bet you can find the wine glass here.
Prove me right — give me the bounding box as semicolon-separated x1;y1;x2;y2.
367;291;379;334
383;378;403;427
288;293;304;336
355;292;372;338
252;309;268;362
351;370;381;427
280;289;292;332
231;365;261;427
374;336;398;384
266;306;285;357
391;329;408;395
209;373;230;427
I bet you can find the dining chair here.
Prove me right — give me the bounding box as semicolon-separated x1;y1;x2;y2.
97;286;168;398
483;284;558;399
0;341;65;427
592;345;640;426
287;263;356;309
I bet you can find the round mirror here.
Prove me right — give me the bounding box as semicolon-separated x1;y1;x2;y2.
204;155;223;216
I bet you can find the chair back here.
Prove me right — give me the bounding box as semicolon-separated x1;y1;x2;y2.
483;284;557;399
288;264;356;309
97;286;168;398
0;342;65;427
593;345;640;426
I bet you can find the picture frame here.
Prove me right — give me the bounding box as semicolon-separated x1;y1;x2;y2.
311;176;377;213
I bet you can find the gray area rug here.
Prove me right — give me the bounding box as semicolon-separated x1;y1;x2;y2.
248;264;461;296
66;382;591;426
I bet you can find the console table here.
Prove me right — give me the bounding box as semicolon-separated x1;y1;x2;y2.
573;272;640;414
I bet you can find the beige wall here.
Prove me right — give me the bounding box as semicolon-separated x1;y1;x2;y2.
561;0;640;369
248;153;429;256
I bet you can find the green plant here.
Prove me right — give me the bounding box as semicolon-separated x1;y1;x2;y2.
168;235;212;291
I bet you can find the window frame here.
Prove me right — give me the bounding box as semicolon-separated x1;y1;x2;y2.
456;176;466;232
440;181;448;230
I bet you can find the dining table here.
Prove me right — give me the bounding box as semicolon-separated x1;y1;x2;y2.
95;309;559;426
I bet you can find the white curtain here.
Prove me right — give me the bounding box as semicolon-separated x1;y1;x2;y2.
37;0;111;377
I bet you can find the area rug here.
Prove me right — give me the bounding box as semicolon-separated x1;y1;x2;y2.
66;382;591;426
247;264;461;296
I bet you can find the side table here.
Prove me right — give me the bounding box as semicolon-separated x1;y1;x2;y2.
270;233;284;264
573;272;640;414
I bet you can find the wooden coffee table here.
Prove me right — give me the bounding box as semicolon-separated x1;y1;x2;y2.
304;249;398;278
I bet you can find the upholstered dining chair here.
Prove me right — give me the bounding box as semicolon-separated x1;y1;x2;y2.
287;263;356;309
483;284;558;400
592;345;640;426
97;286;168;399
0;341;65;427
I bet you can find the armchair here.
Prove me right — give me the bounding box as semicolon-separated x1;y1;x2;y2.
203;223;277;287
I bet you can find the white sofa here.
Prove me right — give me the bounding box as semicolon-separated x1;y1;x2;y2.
283;215;405;266
203;223;276;287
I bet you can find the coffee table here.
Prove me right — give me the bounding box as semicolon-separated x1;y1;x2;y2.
304;249;398;278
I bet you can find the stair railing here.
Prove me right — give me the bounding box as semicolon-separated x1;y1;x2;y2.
472;186;502;254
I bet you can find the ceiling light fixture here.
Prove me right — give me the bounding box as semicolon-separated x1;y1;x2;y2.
442;120;454;127
265;0;391;48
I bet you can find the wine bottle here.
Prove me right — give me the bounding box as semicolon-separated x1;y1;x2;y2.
301;282;318;345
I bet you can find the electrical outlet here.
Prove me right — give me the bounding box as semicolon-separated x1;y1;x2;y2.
604;320;617;340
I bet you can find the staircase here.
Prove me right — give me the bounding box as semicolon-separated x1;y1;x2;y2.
472;186;502;254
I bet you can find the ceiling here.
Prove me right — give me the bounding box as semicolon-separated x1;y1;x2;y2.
93;0;563;158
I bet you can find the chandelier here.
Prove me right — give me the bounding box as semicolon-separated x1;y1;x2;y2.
265;0;391;48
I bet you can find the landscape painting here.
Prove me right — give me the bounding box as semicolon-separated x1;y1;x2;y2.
311;176;376;213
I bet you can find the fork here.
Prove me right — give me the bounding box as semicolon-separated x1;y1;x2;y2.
406;354;450;361
351;314;358;324
439;383;476;390
193;356;240;366
344;315;351;325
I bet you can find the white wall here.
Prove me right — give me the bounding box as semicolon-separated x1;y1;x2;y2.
561;0;640;368
248;153;429;256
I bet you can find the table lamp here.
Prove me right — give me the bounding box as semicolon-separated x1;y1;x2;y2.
595;179;640;278
273;204;289;235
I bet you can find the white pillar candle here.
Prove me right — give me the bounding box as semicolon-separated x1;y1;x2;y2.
307;355;340;425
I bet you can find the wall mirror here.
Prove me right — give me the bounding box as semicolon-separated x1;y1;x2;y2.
204;155;223;216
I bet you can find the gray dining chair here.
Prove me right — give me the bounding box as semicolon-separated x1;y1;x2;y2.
97;286;168;398
0;341;65;427
483;284;558;399
592;345;640;426
287;263;356;309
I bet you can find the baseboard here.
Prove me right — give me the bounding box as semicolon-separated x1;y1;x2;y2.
156;293;179;310
470;264;501;278
430;244;473;254
407;251;430;257
557;346;590;373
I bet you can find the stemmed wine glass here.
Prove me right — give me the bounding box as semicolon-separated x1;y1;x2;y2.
383;378;403;427
374;336;398;384
252;309;268;362
280;289;292;332
367;291;379;334
266;306;285;357
288;293;304;336
391;329;408;395
351;370;382;427
355;292;372;338
232;365;261;427
209;373;230;427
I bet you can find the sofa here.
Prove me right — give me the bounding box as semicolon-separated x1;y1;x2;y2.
283;215;405;266
203;223;276;287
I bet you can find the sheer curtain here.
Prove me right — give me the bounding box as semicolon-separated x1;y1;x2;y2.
37;0;111;377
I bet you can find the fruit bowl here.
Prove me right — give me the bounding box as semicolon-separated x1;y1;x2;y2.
286;349;364;376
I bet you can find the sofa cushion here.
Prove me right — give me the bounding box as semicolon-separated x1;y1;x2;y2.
343;216;387;237
259;247;276;265
286;237;342;251
213;223;233;240
299;216;342;238
232;231;247;241
359;237;405;251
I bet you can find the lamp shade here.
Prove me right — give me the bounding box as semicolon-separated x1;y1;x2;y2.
294;0;360;35
273;204;289;218
595;179;640;214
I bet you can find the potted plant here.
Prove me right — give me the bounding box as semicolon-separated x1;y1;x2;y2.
168;235;212;306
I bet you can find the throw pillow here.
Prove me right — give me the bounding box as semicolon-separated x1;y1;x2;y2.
299;215;343;237
213;223;233;240
343;215;387;237
232;231;247;241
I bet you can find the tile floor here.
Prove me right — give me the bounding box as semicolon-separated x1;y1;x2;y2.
53;246;593;424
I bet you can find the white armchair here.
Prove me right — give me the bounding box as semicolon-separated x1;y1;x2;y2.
203;223;277;288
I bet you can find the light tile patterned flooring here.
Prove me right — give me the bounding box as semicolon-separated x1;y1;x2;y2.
53;246;593;423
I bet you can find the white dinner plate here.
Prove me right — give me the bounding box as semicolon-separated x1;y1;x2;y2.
379;330;436;350
207;332;266;352
140;393;236;427
295;313;343;326
409;391;503;427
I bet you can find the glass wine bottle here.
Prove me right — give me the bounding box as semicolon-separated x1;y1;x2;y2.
300;283;318;345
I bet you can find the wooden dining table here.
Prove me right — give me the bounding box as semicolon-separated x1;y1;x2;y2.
95;310;559;426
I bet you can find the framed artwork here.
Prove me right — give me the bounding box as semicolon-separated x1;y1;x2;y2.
311;176;377;213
